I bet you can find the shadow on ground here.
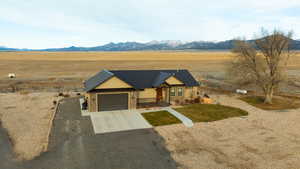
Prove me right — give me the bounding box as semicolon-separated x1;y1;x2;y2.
0;98;178;169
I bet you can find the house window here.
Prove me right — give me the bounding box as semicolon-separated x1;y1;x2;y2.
178;88;183;96
170;88;176;96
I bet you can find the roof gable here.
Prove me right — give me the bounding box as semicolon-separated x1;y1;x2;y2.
152;72;173;87
84;69;113;92
110;70;199;89
95;76;132;89
84;69;199;91
165;76;184;85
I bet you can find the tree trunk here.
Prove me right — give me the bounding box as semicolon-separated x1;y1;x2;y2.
264;86;274;104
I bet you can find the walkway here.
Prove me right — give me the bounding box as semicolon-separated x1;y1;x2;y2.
163;107;194;127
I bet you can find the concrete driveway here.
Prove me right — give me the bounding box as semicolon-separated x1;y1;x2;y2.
90;110;152;134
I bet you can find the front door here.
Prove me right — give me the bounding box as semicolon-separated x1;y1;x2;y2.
156;88;163;103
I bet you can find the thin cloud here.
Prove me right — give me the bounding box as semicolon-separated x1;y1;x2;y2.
0;0;299;48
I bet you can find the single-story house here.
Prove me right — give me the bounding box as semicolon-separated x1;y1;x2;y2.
84;69;200;112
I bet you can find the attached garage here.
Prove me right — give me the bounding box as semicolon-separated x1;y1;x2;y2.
97;93;129;111
84;69;200;112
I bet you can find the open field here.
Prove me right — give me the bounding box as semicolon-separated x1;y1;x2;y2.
0;51;299;94
0;51;234;79
0;51;299;78
0;51;235;61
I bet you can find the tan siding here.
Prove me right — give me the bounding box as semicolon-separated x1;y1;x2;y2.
138;88;156;103
138;88;156;98
129;91;137;109
165;76;183;85
184;87;193;99
87;86;200;111
88;92;97;112
192;86;200;98
163;88;169;103
170;87;184;103
162;88;166;100
96;76;132;89
137;88;171;103
169;86;200;104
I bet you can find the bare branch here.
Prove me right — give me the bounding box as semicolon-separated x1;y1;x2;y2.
227;29;293;104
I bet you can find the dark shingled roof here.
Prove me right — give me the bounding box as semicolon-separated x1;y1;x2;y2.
152;72;173;87
84;69;199;91
84;69;113;92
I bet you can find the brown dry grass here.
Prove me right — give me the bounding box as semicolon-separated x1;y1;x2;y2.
0;92;58;160
0;51;232;79
0;51;299;81
156;95;300;169
240;96;300;110
0;51;234;61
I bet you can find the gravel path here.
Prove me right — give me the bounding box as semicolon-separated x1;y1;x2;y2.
156;95;300;169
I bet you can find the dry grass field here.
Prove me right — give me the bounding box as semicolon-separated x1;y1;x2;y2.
0;51;234;61
0;92;59;160
0;51;299;93
0;51;234;79
0;51;299;77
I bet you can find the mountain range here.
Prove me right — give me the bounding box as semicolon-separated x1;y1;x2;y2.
1;39;300;51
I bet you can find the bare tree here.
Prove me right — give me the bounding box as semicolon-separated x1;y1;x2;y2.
228;29;294;104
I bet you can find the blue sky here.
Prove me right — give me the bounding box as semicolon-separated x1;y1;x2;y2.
1;0;300;49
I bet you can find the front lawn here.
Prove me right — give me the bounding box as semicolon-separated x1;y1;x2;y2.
141;111;181;126
240;96;300;110
175;104;248;122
